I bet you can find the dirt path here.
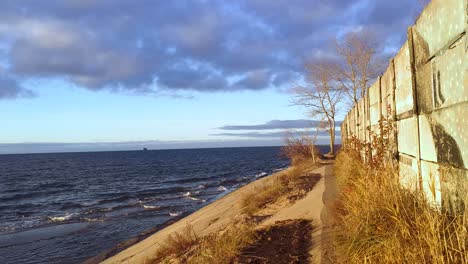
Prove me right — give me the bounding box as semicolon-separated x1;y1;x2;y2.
256;164;336;263
319;164;338;263
235;219;313;264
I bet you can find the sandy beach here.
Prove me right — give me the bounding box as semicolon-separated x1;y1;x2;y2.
90;163;335;264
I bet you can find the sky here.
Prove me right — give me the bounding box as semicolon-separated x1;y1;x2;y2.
0;0;424;154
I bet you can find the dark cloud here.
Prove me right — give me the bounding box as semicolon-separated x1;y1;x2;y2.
0;73;36;99
0;0;423;96
218;119;342;130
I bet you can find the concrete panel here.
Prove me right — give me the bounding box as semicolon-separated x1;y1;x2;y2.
440;165;468;213
369;103;380;126
399;153;419;191
394;41;414;115
381;95;392;119
370;124;380;136
418;115;438;162
415;61;434;113
397;117;419;157
381;65;394;99
369;81;380;105
421;160;442;207
426;103;468;169
432;38;467;109
414;0;465;58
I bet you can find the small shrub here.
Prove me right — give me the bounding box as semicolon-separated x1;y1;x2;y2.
282;131;319;166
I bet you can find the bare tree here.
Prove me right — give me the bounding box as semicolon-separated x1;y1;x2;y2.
292;61;342;155
334;31;382;106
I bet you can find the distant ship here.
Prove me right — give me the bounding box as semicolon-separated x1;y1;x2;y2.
143;148;148;151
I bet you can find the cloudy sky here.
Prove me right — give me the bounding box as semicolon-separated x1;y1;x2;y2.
0;0;424;154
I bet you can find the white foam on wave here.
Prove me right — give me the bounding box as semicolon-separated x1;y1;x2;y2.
48;213;74;222
255;172;268;178
83;217;104;222
184;192;191;197
169;211;182;217
187;196;207;202
142;205;161;210
217;186;228;192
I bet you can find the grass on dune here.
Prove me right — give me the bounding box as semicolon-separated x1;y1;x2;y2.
150;223;256;264
333;149;468;264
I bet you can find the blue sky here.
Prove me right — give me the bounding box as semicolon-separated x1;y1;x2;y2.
0;0;423;154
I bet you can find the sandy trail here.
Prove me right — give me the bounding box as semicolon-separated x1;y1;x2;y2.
98;164;336;264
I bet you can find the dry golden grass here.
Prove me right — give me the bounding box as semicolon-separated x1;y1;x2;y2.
241;159;318;216
333;150;468;264
151;152;320;263
151;225;199;263
187;223;256;263
150;223;256;264
241;178;288;216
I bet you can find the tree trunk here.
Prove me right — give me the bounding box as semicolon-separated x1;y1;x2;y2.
328;119;336;155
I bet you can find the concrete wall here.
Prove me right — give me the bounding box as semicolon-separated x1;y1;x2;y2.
341;0;467;213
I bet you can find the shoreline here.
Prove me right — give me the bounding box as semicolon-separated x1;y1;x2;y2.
95;162;333;263
84;169;285;264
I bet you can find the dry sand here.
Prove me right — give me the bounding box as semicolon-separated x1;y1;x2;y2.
99;163;336;264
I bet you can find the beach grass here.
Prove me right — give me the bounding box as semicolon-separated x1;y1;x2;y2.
333;149;468;263
150;223;256;264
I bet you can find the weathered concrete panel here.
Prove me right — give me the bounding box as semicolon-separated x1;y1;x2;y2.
425;103;468;169
369;81;380;105
420;160;442;207
381;65;393;99
381;66;394;118
415;60;434;113
419;115;438;162
440;165;468;213
369;103;379;126
394;41;414;115
399;153;419;191
432;38;467;109
397;117;419;157
414;0;465;58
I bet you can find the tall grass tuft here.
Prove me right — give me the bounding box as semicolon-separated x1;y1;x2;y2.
241;178;288;216
333;150;468;263
150;224;256;264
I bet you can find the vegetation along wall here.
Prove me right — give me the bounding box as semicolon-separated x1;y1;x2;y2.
341;0;467;213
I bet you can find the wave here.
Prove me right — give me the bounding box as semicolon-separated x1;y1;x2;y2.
142;205;161;210
47;213;74;222
187;196;206;202
169;211;182;217
82;217;104;222
255;172;268;178
182;191;206;202
217;186;228;192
